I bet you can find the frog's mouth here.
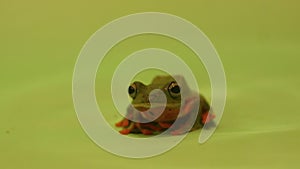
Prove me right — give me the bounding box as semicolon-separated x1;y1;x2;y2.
132;103;182;122
133;103;181;111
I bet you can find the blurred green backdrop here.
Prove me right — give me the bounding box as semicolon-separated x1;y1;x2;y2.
1;0;299;169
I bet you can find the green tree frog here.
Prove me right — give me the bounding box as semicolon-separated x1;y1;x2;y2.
116;75;215;135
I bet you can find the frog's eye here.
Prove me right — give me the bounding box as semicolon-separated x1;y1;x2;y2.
128;83;137;98
168;82;181;98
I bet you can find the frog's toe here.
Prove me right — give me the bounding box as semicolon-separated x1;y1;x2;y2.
115;118;129;127
170;129;188;135
115;121;123;127
119;129;131;135
141;129;154;135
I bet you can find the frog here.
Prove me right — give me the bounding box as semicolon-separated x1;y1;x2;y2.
115;75;215;135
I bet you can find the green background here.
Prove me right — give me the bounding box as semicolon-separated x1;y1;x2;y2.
1;0;299;168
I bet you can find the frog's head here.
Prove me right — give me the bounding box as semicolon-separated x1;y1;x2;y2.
128;75;192;112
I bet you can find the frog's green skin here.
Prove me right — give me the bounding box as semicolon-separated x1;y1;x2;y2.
115;75;214;135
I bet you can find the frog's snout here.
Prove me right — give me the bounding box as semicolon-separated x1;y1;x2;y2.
149;89;168;103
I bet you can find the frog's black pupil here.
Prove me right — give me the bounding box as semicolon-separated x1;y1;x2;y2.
128;86;135;94
171;85;180;93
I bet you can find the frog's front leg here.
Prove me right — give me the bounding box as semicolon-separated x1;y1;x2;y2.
117;120;159;135
115;106;138;134
135;123;155;135
119;121;135;135
115;109;134;128
116;106;157;135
